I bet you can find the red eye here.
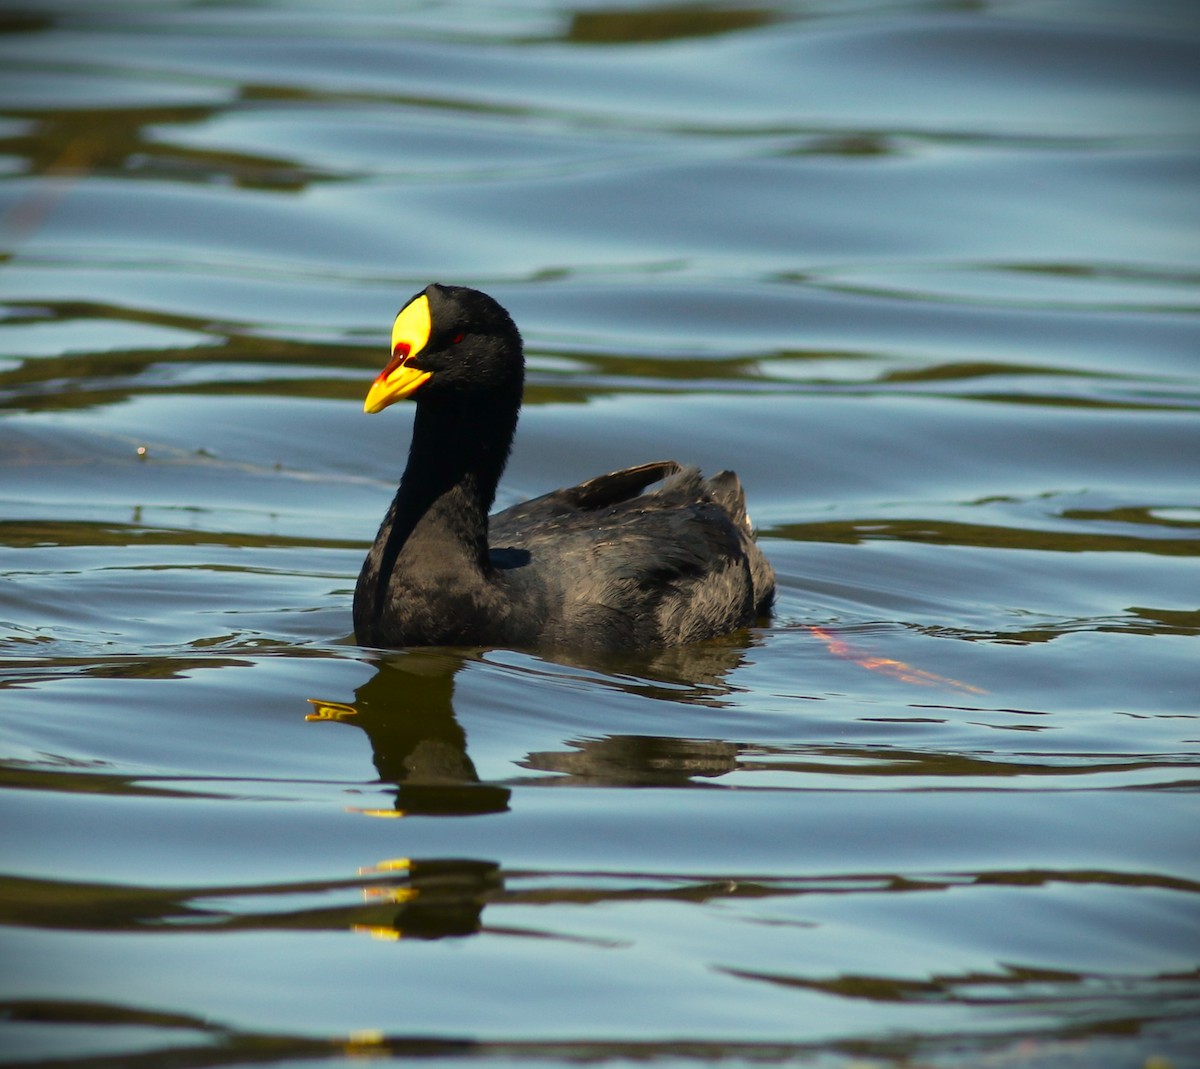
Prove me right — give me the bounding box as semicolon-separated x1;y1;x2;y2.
450;333;465;345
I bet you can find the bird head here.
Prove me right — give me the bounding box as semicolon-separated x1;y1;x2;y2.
363;284;524;414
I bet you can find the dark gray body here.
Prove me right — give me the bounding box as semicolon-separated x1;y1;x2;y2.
355;460;774;652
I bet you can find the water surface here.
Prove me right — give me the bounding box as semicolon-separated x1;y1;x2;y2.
2;2;1199;1067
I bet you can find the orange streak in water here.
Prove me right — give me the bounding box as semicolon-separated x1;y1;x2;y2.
809;626;985;694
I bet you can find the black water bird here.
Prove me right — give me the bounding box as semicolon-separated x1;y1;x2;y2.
353;283;774;651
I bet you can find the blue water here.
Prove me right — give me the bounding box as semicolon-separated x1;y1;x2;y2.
2;2;1199;1067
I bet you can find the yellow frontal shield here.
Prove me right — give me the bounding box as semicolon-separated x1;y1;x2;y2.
363;295;434;413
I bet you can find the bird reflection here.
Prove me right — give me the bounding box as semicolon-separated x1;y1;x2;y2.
306;636;758;802
521;734;739;786
304;637;759;940
306;651;510;817
353;856;502;940
306;653;509;940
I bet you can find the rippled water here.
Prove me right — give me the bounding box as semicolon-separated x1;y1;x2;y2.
2;2;1199;1067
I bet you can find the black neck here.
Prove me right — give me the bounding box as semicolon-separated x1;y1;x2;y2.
357;390;519;632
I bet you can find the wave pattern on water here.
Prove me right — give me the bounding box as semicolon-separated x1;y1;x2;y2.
1;2;1199;1067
